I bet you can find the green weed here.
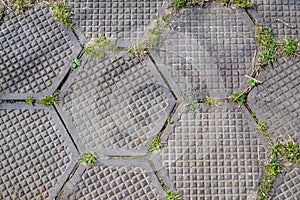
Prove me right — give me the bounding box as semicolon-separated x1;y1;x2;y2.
79;152;97;164
167;119;174;124
52;2;71;26
275;140;300;164
233;0;252;8
40;91;59;106
255;24;277;65
85;36;117;58
165;191;181;200
71;57;81;72
257;120;268;132
282;38;298;55
182;88;202;113
12;0;34;12
148;137;165;153
128;17;167;56
201;97;221;107
229;91;247;106
174;0;188;8
25;96;33;105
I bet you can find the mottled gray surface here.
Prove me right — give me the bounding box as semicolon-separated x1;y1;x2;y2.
158;104;267;199
58;160;165;200
0;104;78;200
0;1;299;199
0;4;81;99
57;53;176;156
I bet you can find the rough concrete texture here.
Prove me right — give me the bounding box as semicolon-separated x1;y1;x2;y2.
158;104;267;199
0;104;78;200
0;1;299;199
249;0;300;39
64;0;165;46
0;4;81;99
58;160;165;199
272;167;300;199
248;57;300;142
57;53;176;156
157;4;256;92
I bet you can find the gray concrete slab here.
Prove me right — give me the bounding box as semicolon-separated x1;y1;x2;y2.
57;52;176;156
155;103;268;199
272;167;300;199
0;103;79;200
0;4;82;100
58;159;165;199
158;4;256;93
64;0;165;46
249;0;300;39
248;57;300;142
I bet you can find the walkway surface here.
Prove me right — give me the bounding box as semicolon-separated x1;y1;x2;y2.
0;0;299;199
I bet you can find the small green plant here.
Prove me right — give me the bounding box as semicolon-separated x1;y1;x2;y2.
182;88;202;113
71;57;81;72
174;0;188;8
128;17;167;56
85;36;117;58
201;97;221;107
233;0;252;8
220;0;230;4
165;191;181;200
255;24;277;66
12;0;34;12
52;2;71;26
25;96;33;105
167;119;174;124
229;91;247;106
79;152;97;164
275;140;300;164
282;38;298;55
148;137;165;153
40;91;59;106
257;120;268;132
246;75;262;87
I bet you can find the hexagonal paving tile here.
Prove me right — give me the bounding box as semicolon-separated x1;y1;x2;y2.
249;0;300;39
58;159;165;199
57;52;176;156
248;57;300;141
272;167;300;199
155;104;267;199
0;104;78;200
0;4;81;100
65;0;164;45
158;4;256;92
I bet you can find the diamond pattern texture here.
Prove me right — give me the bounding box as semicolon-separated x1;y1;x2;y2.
248;58;300;141
273;168;300;199
0;105;78;200
59;53;175;155
0;5;81;98
250;0;300;39
160;5;255;91
62;162;163;199
65;0;164;44
160;105;266;199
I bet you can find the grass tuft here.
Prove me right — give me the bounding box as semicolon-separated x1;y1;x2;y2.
255;24;277;66
182;88;202;113
52;2;72;26
40;91;59;106
165;191;181;200
229;91;247;106
85;36;117;58
25;96;33;105
79;152;97;164
282;38;298;55
148;137;165;153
